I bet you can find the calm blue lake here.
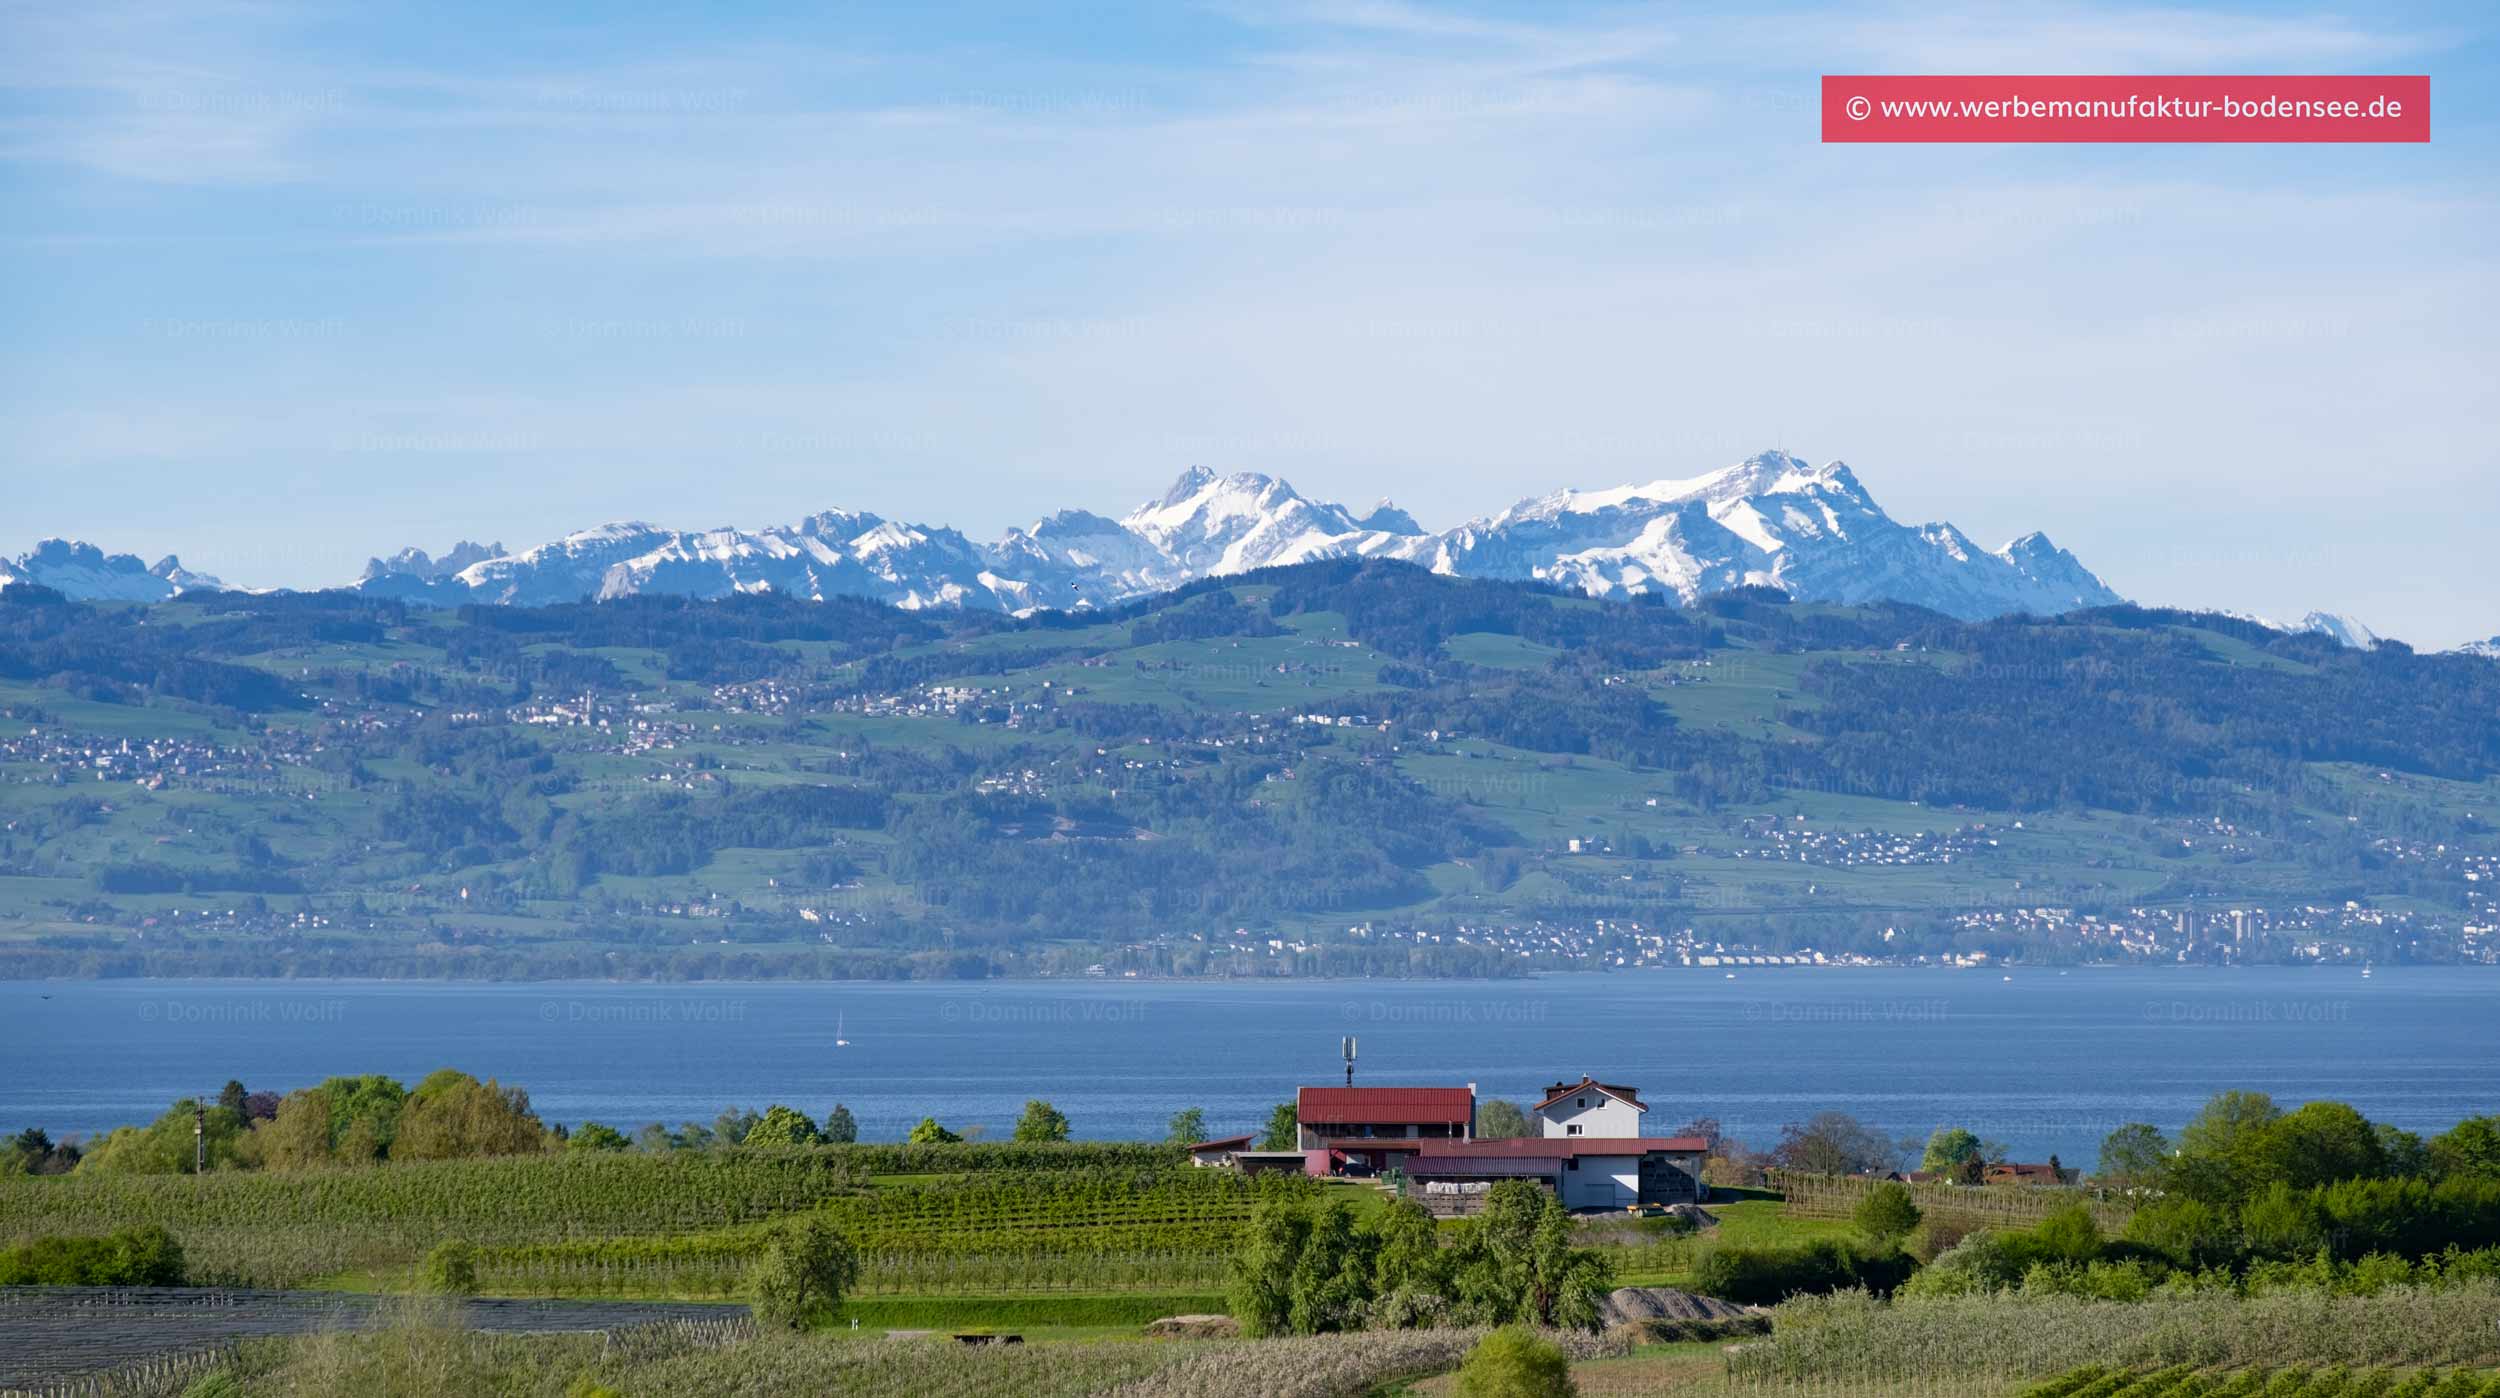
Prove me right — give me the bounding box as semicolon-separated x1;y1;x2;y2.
5;967;2492;1160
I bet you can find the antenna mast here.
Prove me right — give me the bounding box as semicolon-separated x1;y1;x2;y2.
1341;1035;1357;1087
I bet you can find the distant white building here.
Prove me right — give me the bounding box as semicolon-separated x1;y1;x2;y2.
1534;1076;1647;1139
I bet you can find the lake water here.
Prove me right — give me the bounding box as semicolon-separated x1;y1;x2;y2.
5;967;2493;1160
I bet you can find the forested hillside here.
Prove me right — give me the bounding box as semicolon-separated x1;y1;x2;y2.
1;561;2493;978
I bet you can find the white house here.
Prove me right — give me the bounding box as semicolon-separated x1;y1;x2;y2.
1535;1076;1647;1138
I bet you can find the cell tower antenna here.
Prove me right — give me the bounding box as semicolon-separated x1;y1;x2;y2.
1341;1035;1357;1087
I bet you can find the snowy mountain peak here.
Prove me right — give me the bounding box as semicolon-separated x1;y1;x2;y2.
1998;530;2057;560
795;509;881;538
2295;611;2380;650
1717;449;1829;495
1024;509;1127;540
2222;609;2391;651
1157;466;1220;508
0;539;225;601
1114;468;1372;578
1357;500;1424;536
362;540;505;584
1439;450;2123;617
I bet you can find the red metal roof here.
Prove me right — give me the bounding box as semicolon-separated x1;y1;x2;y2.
1297;1085;1474;1126
1535;1077;1648;1113
1414;1135;1706;1159
1185;1135;1255;1152
1401;1157;1559;1177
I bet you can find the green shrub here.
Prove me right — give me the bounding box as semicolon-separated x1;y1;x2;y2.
1854;1180;1923;1244
2034;1203;2106;1264
1691;1239;1914;1304
2125;1197;2238;1269
420;1239;480;1295
0;1224;185;1285
2019;1259;2157;1301
904;1118;961;1145
1454;1325;1576;1398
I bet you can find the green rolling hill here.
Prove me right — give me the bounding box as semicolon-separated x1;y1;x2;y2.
0;562;2493;977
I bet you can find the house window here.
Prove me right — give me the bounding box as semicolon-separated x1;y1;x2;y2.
1576;1097;1588;1108
1567;1124;1583;1136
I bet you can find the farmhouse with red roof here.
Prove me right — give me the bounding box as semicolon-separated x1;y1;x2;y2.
1288;1076;1706;1211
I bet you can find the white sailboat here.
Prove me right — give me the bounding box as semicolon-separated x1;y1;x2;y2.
835;1012;851;1048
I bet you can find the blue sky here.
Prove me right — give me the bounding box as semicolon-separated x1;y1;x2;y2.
2;1;2493;644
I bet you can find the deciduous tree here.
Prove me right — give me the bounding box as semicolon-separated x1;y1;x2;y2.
1287;1200;1374;1334
742;1105;822;1147
1475;1100;1530;1141
1257;1102;1299;1152
1771;1112;1901;1176
2096;1123;2170;1192
567;1121;630;1152
2430;1115;2500;1180
1165;1107;1208;1145
1012;1099;1070;1143
749;1219;859;1329
1227;1188;1311;1338
394;1071;548;1161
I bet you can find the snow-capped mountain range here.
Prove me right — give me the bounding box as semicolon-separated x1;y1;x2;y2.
0;451;2474;649
0;540;224;602
337;451;2123;621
